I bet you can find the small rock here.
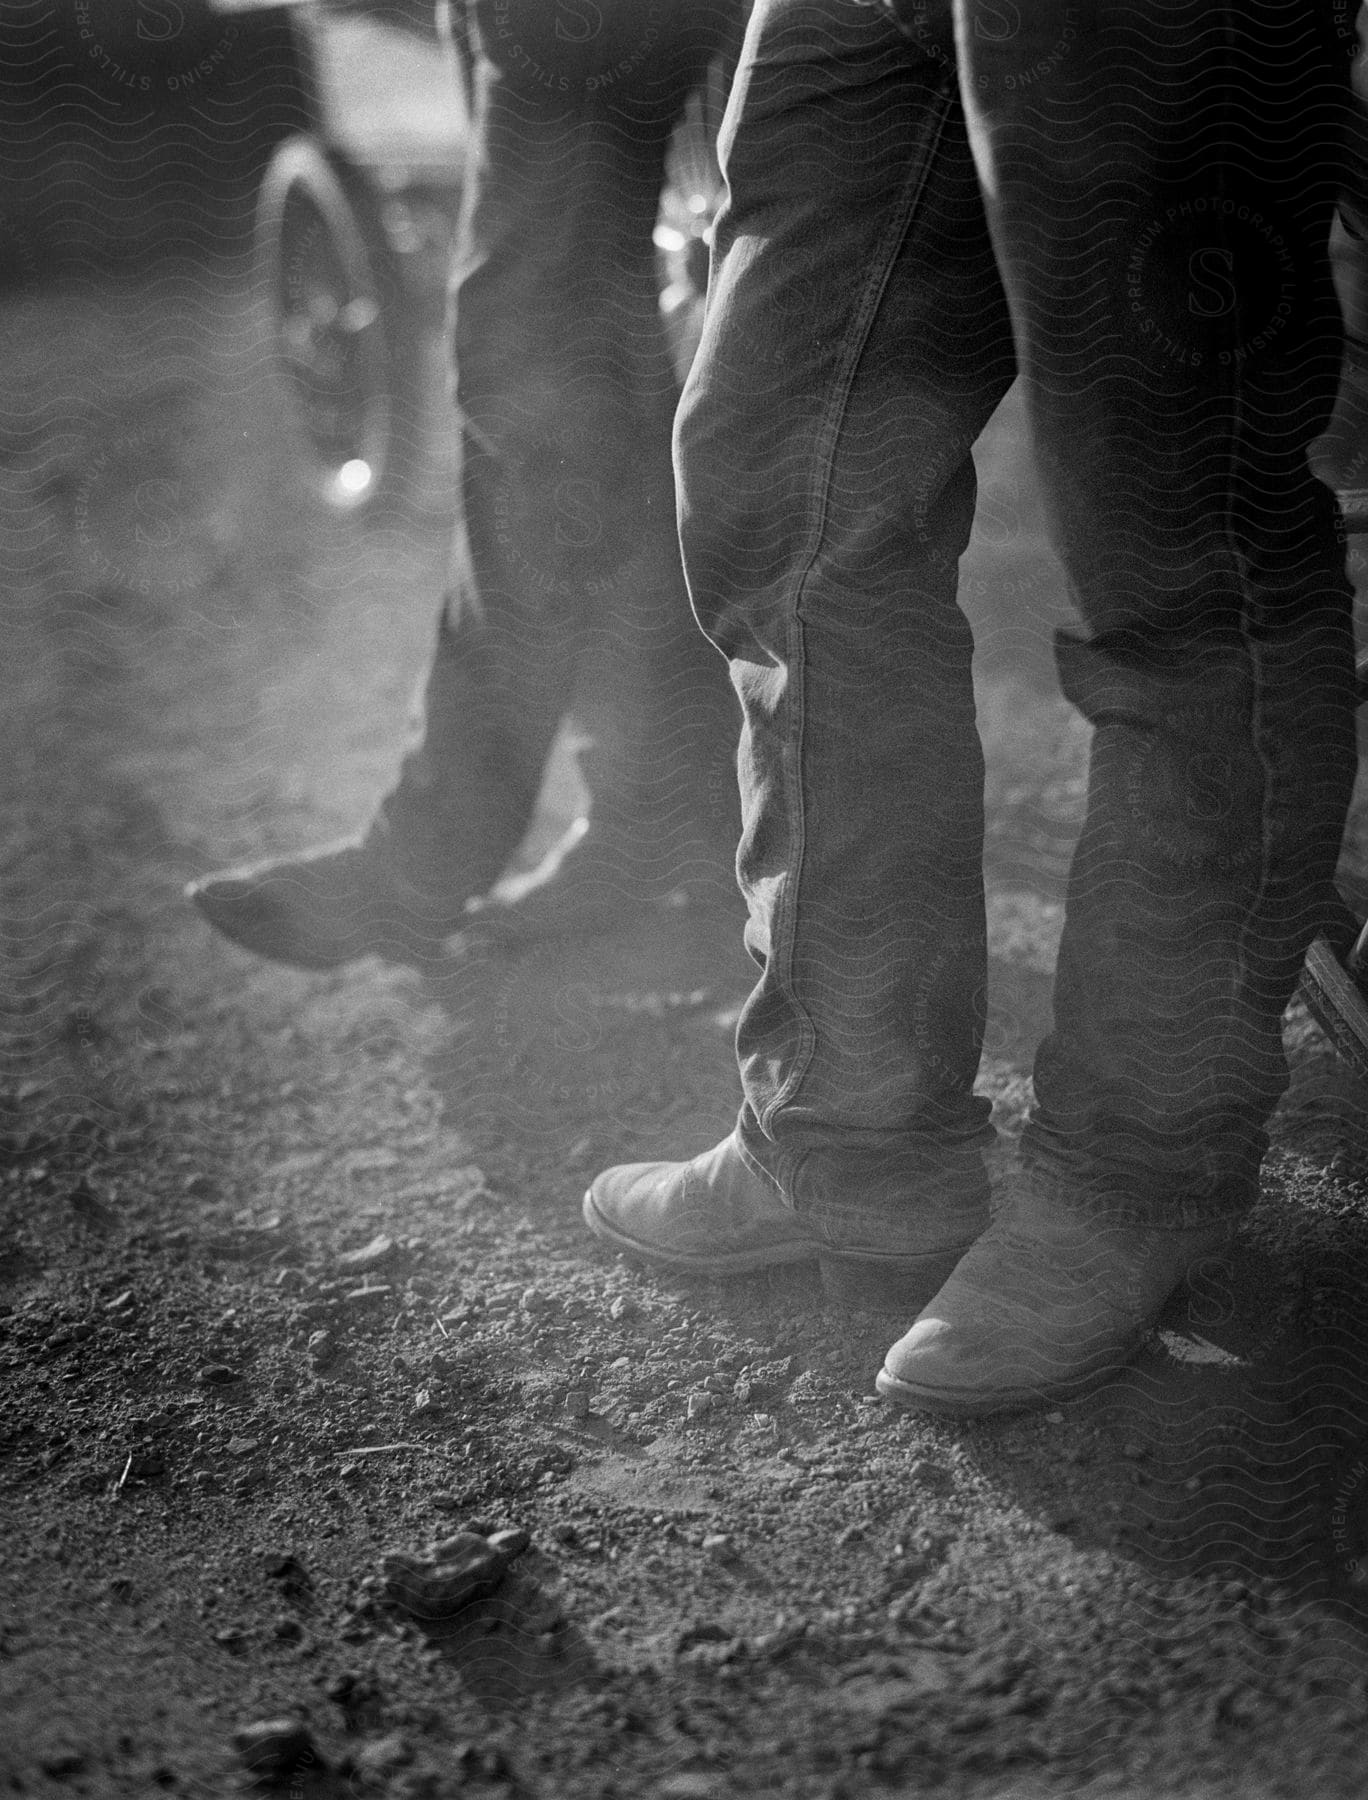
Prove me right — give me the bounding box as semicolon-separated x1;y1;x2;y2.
455;1746;510;1782
686;1391;717;1419
608;1295;637;1321
342;1285;393;1307
344;1147;401;1174
382;1533;508;1620
676;1619;732;1652
412;1388;440;1418
227;1437;259;1458
233;1718;324;1787
655;1776;723;1799
198;1364;239;1386
326;1670;382;1721
751;1621;806;1661
337;1235;396;1276
907;1458;955;1494
1217;1683;1259;1723
679;1638;742;1670
551;1522;578;1546
191;1471;222;1494
353;1732;412;1786
564;1389;591;1418
701;1533;732;1558
307;1330;336;1367
835;1524;866;1548
1044;1411;1065;1425
68;1177;105;1214
264;1554;311;1595
105;1290;136;1313
39;1750;86;1778
750;1355;796;1392
840;1655;958;1711
487;1526;531;1559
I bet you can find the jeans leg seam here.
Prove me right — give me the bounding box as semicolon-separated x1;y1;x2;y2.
759;76;959;1139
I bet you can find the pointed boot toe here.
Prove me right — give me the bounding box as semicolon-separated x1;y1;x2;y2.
876;1194;1235;1416
187;842;463;971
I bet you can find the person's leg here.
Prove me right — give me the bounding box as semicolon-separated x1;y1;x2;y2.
189;0;744;968
439;0;748;939
881;0;1359;1410
585;0;1017;1309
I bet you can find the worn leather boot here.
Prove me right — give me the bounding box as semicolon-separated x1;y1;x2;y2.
188;807;740;971
876;1186;1236;1415
584;1132;990;1312
185;833;471;971
187;596;741;970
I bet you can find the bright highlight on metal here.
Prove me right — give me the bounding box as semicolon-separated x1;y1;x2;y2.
338;459;373;495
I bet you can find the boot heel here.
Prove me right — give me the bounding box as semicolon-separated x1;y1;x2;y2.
818;1248;965;1316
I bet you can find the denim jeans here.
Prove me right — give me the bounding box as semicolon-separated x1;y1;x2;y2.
375;0;747;902
676;0;1359;1228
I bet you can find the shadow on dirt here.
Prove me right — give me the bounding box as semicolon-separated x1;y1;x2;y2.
410;902;1368;1624
950;1211;1368;1647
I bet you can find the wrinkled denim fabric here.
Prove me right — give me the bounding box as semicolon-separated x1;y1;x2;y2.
676;0;1358;1229
375;0;747;901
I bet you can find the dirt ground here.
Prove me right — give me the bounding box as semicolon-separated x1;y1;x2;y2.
11;45;1368;1800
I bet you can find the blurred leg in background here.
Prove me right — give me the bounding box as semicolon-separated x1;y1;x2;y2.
190;0;747;969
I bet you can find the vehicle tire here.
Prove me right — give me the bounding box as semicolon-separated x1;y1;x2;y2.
255;135;421;514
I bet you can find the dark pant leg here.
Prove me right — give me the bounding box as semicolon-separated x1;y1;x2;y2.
376;0;744;905
956;0;1359;1223
676;0;1016;1227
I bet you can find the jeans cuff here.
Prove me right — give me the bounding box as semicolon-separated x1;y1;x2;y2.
1016;1140;1256;1233
735;1108;995;1234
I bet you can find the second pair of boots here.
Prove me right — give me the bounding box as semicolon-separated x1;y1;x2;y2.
186;615;742;971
